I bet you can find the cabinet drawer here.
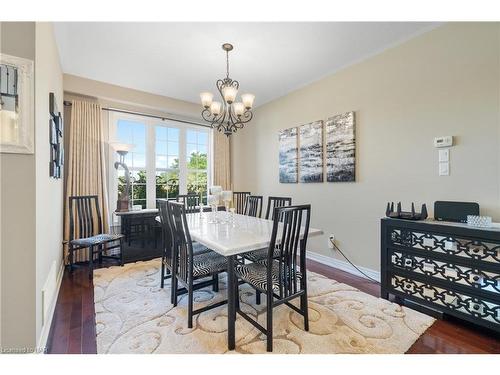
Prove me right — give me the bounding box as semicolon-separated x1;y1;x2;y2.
390;274;500;329
390;250;500;298
388;228;500;265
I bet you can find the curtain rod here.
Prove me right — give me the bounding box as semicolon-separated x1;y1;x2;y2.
63;100;211;128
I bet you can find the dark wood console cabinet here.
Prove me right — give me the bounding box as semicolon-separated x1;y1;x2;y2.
381;218;500;334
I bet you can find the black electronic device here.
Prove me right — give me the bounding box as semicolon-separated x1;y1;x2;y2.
434;201;479;223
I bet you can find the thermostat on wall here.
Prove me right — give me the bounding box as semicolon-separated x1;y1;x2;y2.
434;136;453;148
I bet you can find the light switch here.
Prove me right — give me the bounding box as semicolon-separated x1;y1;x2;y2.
439;162;449;176
439;149;449;162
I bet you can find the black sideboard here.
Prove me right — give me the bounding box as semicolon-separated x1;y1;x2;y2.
381;218;500;334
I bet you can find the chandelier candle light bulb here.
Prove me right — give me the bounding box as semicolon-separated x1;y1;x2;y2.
199;43;255;135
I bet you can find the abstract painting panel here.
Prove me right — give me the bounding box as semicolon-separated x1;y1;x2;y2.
326;111;355;182
278;127;298;183
299;120;323;183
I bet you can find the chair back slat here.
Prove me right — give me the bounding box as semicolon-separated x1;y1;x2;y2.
168;201;194;284
243;195;263;218
176;194;200;213
69;195;101;241
265;196;292;221
233;192;250;214
268;204;311;299
157;199;174;268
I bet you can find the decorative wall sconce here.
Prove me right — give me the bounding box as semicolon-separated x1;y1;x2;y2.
110;142;134;212
0;53;34;154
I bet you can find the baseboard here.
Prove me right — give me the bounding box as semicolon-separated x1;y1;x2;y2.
307;251;380;282
37;262;64;352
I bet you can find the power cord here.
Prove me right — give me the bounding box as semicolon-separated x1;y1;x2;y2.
329;238;379;284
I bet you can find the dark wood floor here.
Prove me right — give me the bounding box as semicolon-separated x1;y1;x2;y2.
46;259;500;354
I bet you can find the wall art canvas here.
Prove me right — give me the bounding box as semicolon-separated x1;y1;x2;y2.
326;111;355;182
279;127;298;183
299;120;324;183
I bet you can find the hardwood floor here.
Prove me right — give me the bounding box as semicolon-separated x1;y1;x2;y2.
46;259;500;354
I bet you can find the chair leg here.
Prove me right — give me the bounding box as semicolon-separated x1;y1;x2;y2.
235;277;240;311
171;274;178;306
88;246;94;280
69;246;74;273
160;258;166;289
255;291;261;305
301;291;309;331
266;291;273;352
188;280;194;328
212;274;219;292
98;244;103;264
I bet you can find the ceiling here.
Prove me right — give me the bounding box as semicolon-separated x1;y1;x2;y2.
54;22;439;107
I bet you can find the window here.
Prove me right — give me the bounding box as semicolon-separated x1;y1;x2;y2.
186;129;209;204
109;112;212;215
155;126;180;201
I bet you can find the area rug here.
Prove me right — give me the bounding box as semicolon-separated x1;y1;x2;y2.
93;259;434;354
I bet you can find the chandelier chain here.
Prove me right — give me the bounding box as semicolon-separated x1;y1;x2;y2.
226;50;230;79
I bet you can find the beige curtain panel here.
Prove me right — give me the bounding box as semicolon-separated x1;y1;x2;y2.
63;100;109;264
213;130;232;190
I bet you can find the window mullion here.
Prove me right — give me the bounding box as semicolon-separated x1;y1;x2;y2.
146;120;156;208
179;127;187;195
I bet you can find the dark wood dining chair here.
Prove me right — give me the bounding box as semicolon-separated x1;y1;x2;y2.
243;196;293;265
233;192;250;214
234;204;311;352
265;196;292;220
176;193;201;213
243;195;263;218
68;195;123;279
158;199;211;301
168;201;228;328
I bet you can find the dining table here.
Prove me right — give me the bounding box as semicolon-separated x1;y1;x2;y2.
184;210;323;351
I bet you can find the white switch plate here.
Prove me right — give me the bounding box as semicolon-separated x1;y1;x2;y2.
438;149;449;162
439;162;449;176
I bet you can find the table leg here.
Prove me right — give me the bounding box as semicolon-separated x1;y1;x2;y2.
227;255;236;351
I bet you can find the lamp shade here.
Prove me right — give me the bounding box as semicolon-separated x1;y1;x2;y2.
210;101;222;116
109;142;135;153
241;93;255;109
222;86;238;104
200;92;214;108
232;102;244;116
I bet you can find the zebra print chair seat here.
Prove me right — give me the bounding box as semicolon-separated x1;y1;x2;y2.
192;251;227;277
235;259;302;293
71;233;123;247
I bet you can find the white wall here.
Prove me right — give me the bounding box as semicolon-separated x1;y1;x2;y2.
232;23;500;272
0;21;64;351
34;22;64;346
0;21;37;350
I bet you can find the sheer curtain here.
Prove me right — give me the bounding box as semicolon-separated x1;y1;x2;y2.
213;130;232;190
63;100;109;263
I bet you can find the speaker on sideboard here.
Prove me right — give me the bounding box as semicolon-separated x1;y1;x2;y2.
434;201;480;223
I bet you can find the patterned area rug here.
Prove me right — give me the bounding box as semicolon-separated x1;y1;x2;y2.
94;259;434;354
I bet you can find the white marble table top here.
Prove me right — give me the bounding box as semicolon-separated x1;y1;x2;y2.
185;212;323;257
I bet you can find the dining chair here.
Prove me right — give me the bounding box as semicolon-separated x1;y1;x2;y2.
176;193;201;213
243;196;293;265
265;196;292;220
168;201;228;328
233;192;250;214
158;199;212;297
243;195;263;218
68;195;124;279
234;204;311;352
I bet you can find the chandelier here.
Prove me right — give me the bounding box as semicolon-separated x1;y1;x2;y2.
200;43;255;136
